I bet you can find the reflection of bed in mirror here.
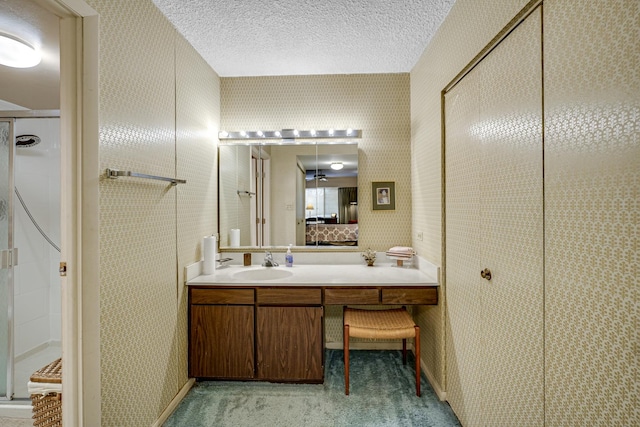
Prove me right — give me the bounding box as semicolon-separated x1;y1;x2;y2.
306;217;338;224
306;223;358;246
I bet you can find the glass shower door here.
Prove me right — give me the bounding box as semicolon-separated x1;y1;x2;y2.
0;119;14;400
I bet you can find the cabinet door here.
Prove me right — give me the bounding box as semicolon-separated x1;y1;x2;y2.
256;307;323;382
189;305;254;379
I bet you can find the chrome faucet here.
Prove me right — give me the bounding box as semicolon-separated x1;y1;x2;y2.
262;251;279;267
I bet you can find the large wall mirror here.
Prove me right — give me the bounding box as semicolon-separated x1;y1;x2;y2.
219;141;358;249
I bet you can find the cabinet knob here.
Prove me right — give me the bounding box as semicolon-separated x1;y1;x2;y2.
480;268;492;281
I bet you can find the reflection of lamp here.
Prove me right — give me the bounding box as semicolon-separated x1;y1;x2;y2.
330;162;344;170
306;204;314;218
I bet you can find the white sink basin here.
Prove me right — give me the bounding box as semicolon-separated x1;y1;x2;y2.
232;268;294;281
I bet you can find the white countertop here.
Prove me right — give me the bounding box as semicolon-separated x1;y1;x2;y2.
187;263;439;287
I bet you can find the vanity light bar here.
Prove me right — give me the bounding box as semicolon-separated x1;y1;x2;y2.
218;129;362;140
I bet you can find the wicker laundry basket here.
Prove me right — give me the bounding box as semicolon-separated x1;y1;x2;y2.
29;358;62;427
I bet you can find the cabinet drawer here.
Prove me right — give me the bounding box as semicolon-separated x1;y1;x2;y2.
257;288;322;305
191;288;254;305
381;288;438;305
324;288;379;305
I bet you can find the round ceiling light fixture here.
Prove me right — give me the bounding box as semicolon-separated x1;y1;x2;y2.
330;162;344;170
0;33;41;68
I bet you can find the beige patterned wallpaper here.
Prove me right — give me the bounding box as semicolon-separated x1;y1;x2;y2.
410;0;530;395
221;74;412;251
88;0;219;425
221;74;411;344
176;34;220;390
544;0;638;424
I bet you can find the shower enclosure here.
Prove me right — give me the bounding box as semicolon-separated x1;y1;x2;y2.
0;113;61;402
1;119;14;401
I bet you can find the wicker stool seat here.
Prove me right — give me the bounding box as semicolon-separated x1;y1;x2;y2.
343;307;421;396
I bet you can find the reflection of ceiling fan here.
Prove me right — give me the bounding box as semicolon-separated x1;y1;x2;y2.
314;172;328;182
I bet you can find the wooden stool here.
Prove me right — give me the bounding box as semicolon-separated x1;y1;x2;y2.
343;307;421;396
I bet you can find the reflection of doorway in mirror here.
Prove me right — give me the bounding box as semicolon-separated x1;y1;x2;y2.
296;163;306;246
251;154;270;246
250;157;257;245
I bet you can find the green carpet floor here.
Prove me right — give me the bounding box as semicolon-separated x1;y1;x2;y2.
164;350;461;426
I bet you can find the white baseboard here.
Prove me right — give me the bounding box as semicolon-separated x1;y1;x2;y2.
152;378;195;427
0;402;32;419
15;340;61;362
421;359;447;401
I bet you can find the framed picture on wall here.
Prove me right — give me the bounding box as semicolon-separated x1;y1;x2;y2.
372;181;395;210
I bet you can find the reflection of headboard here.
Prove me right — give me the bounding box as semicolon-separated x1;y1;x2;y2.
306;224;358;245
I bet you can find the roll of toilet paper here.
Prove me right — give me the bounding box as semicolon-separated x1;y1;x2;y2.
203;235;217;275
230;229;240;247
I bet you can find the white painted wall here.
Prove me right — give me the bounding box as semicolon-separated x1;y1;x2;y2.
13;117;60;355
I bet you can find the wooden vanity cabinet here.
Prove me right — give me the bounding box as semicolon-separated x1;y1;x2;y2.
189;289;255;379
256;288;323;382
256;306;323;382
381;288;438;305
188;285;437;383
324;287;438;305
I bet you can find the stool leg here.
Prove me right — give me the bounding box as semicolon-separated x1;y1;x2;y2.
402;338;407;365
401;306;408;366
344;324;350;395
415;325;421;397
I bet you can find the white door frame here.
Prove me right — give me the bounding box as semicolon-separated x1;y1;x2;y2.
48;0;100;425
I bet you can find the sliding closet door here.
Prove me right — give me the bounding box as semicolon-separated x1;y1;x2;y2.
478;8;544;425
444;65;483;426
445;6;543;426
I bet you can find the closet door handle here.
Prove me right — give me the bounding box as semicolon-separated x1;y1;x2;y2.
480;268;492;281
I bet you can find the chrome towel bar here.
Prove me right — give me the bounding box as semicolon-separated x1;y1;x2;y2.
106;168;186;186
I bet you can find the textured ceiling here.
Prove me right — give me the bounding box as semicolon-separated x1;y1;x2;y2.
152;0;456;77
